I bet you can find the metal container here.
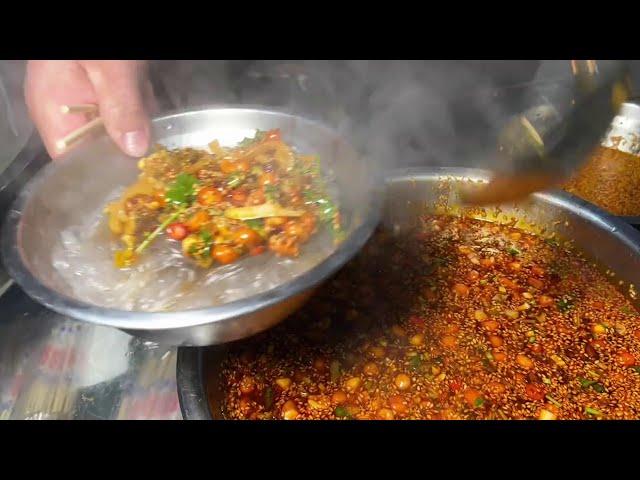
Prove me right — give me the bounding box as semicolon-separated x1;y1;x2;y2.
602;102;640;156
176;166;640;419
600;102;640;224
1;107;381;346
562;102;640;224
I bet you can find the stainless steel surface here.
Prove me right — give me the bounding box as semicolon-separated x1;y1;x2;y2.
602;102;640;156
0;284;181;420
176;166;640;420
600;101;640;225
1;106;381;346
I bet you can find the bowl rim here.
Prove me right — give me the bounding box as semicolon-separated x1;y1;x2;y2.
176;347;211;420
387;166;640;256
1;105;383;331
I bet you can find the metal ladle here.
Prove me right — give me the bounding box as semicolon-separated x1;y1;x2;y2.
462;60;633;204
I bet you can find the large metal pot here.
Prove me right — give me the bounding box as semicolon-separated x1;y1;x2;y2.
596;101;640;225
177;166;640;419
1;107;381;346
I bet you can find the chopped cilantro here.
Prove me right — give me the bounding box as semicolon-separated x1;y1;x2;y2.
165;173;197;205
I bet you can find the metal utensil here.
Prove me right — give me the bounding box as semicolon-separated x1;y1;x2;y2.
462;60;633;204
1;107;381;346
176;166;640;419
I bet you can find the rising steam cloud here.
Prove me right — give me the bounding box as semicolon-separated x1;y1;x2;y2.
150;60;576;176
4;59;619;175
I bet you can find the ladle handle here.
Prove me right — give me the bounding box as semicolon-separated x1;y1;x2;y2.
499;60;632;177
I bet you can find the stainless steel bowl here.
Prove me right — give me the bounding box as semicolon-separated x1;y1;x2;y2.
1;107;381;346
177;166;640;419
600;102;640;225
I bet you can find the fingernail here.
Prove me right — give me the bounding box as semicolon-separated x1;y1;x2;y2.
122;130;148;157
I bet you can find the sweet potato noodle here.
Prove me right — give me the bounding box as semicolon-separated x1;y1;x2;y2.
51;129;343;312
220;216;640;420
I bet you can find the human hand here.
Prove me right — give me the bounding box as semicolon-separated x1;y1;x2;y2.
25;60;156;159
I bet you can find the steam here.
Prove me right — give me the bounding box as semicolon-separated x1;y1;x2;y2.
150;60;575;175
0;59;580;176
3;60;637;176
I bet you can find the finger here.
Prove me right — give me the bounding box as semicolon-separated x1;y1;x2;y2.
143;78;159;116
81;60;151;157
24;60;98;159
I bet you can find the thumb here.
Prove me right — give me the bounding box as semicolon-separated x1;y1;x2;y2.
81;61;151;157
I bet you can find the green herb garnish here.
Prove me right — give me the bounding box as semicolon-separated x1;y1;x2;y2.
631;366;640;374
134;207;186;255
303;190;343;239
166;173;197;205
545;395;562;408
226;173;245;189
334;406;351;418
482;358;496;371
557;297;573;313
303;191;337;220
508;247;521;256
621;306;635;315
585;406;603;417
237;129;266;148
296;155;321;176
200;230;213;257
298;155;344;240
409;355;422;371
264;184;279;202
200;230;212;244
578;377;605;392
579;377;596;388
545;237;560;247
245;219;267;238
474;397;485;407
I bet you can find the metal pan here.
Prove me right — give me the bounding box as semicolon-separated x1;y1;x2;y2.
594;102;640;225
176;166;640;419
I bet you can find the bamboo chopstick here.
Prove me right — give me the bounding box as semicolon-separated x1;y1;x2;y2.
55;116;104;153
56;103;103;153
60;104;98;115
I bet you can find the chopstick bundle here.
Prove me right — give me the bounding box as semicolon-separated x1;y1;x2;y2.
56;103;103;153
